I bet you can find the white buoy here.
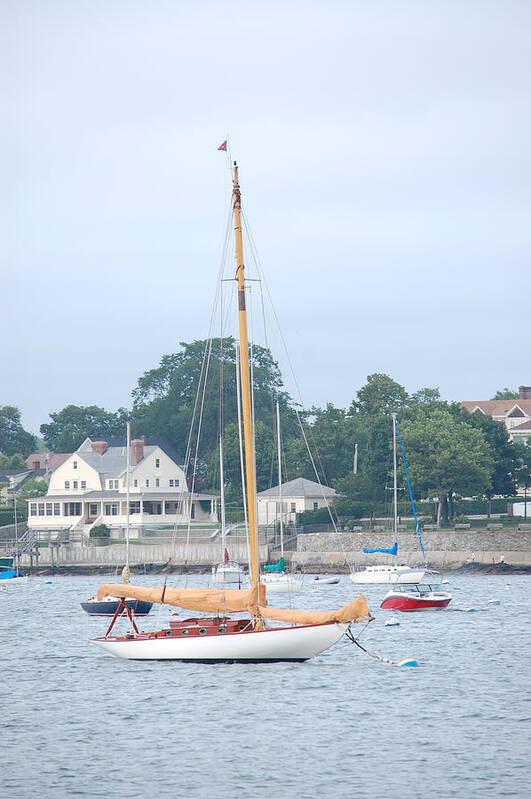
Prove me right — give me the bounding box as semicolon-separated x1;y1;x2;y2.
398;658;419;667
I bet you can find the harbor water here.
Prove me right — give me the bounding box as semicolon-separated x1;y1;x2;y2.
2;572;529;798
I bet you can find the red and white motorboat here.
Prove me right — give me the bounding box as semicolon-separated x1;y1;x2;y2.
380;583;452;612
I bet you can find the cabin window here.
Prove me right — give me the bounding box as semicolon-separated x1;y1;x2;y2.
182;629;189;635
199;628;207;635
73;461;78;469
155;458;160;468
30;503;37;516
65;481;70;490
218;627;226;634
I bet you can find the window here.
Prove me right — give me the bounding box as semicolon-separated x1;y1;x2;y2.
313;501;319;510
81;481;86;489
89;504;98;516
38;503;45;516
155;458;160;468
46;503;53;516
130;501;140;514
73;481;78;490
104;503;118;516
54;503;60;516
73;461;78;469
30;503;37;516
169;479;173;487
146;479;150;487
134;479;138;487
174;478;179;487
290;502;296;513
170;478;179;487
155;478;160;487
65;481;70;490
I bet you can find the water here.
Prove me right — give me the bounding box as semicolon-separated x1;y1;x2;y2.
2;572;529;798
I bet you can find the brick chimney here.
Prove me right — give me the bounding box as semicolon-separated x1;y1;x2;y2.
519;386;531;400
91;440;108;455
131;438;144;466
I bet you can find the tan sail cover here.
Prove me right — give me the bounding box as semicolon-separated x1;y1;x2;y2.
258;594;371;625
97;583;370;625
97;582;265;614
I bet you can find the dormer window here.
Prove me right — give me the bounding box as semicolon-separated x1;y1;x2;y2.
155;458;160;468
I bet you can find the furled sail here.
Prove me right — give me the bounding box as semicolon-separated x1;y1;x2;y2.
97;583;265;614
363;542;398;556
259;594;371;625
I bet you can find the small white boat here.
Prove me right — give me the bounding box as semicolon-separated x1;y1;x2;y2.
312;576;340;585
384;615;400;627
350;564;426;585
261;573;303;594
212;560;246;584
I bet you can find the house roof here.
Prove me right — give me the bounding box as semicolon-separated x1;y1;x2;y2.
75;438;185;478
257;477;337;498
25;453;71;471
26;489;216;501
461;400;531;417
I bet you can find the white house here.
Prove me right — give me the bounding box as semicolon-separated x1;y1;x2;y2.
26;436;217;538
256;477;337;526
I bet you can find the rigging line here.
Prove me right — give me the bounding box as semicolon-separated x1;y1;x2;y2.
179;201;233;556
395;419;426;563
241;209;353;568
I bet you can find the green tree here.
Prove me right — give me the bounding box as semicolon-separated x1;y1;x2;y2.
514;439;531;519
0;407;37;456
0;453;27;470
40;405;129;451
456;408;518;515
398;408;493;527
15;479;48;521
491;388;519;400
351;374;409;416
132;338;296;462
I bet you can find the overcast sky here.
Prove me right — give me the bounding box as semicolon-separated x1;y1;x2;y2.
2;0;530;435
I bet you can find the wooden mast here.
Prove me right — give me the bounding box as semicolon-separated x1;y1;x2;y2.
232;163;260;589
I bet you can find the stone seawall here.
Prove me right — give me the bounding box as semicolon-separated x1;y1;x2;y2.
293;530;531;570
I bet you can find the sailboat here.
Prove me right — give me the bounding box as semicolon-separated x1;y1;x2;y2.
0;495;28;585
350;414;427;585
81;422;153;617
90;161;371;662
211;437;245;584
261;402;303;594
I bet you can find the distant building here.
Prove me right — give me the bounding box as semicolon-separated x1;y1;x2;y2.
256;477;337;526
461;385;531;442
26;436;217;539
25;452;70;472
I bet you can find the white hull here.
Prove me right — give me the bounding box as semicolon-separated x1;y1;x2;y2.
261;574;303;594
0;575;29;585
92;621;348;662
350;566;425;585
312;576;340;585
212;566;246;584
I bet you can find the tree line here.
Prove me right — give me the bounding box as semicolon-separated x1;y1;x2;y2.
2;341;530;526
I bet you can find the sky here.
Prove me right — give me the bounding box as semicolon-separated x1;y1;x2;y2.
2;0;530;435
